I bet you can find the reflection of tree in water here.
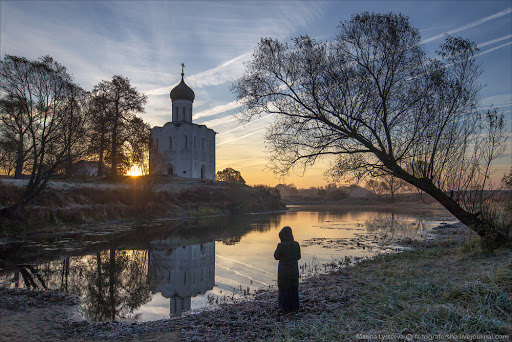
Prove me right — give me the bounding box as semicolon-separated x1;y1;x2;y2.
4;250;152;321
202;214;282;246
222;236;241;245
14;264;47;289
364;213;427;240
81;249;151;321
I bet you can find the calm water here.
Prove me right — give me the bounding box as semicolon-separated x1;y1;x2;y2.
0;206;455;322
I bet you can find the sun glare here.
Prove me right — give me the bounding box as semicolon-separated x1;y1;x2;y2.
126;165;144;177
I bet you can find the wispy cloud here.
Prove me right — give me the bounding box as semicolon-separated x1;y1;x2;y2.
217;128;267;146
183;9;512;136
420;7;512;45
144;53;252;96
478;34;512;48
195;99;246;120
218;114;272;135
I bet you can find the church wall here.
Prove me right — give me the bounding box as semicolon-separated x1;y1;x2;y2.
172;99;193;122
150;124;216;180
150;74;216;181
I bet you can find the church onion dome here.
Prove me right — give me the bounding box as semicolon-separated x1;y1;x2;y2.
170;76;195;102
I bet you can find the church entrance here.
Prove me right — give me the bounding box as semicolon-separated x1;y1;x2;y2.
168;166;174;176
200;165;206;179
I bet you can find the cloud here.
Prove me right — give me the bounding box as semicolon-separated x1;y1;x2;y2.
143;52;251;96
480;94;512;108
478;34;512;48
217;114;272;135
187;53;251;88
420;7;512;45
194;99;246;120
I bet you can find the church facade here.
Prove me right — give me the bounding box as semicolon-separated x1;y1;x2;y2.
150;68;216;180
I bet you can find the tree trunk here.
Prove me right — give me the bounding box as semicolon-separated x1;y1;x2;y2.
65;146;72;178
14;133;24;179
111;122;118;178
408;176;507;242
98;132;105;177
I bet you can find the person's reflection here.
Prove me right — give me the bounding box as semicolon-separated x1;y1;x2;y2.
149;241;215;316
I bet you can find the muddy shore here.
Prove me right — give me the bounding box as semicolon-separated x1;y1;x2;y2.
1;221;510;342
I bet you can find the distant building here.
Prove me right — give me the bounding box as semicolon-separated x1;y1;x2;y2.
150;65;216;180
70;160;106;177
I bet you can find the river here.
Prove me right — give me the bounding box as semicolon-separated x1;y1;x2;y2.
0;205;456;322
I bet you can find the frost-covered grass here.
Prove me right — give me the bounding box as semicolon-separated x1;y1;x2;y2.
270;226;512;341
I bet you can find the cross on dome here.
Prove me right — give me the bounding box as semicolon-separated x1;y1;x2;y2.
170;63;195;102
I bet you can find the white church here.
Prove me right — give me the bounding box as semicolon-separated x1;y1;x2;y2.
150;65;216;180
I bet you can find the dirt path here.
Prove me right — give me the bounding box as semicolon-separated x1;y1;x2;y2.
0;290;79;342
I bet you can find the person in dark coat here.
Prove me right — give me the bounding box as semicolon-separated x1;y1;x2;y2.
274;226;301;313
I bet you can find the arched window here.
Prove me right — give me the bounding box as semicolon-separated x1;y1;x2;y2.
185;135;188;149
169;137;173;150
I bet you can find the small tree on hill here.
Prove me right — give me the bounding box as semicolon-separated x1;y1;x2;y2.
216;167;246;184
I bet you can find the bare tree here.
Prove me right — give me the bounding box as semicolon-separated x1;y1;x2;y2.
232;13;507;242
61;85;89;177
90;76;147;178
0;60;34;178
87;92;112;177
125;116;151;172
0;55;87;216
0;137;17;176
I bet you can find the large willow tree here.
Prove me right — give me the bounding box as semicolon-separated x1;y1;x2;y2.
232;13;507;242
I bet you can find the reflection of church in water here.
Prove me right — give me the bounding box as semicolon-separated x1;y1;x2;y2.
149;240;215;316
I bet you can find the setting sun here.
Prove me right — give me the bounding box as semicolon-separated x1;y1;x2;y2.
126;165;144;177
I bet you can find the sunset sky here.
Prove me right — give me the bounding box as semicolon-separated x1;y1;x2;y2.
1;1;510;187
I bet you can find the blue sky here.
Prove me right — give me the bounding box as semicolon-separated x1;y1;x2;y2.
1;1;511;186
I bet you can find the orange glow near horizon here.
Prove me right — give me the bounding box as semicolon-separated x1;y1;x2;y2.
126;165;144;177
216;139;334;188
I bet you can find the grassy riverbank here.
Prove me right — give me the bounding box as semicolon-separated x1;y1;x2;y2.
0;176;285;234
270;225;512;341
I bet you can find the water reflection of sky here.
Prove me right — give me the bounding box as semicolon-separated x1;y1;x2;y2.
0;207;457;322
